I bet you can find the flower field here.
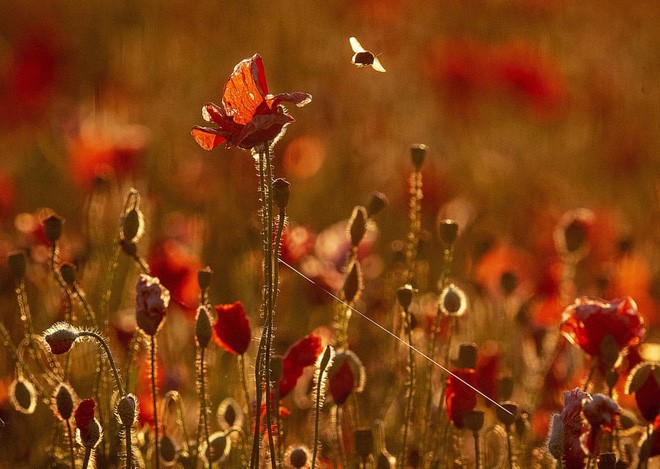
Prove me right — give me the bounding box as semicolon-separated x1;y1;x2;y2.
0;1;659;468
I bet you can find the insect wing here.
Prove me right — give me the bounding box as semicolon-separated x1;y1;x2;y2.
371;56;386;73
349;36;366;54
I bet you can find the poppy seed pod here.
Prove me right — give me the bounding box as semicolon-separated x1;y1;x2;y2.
348;206;368;247
54;383;75;421
10;378;37;414
457;343;477;369
195;306;213;349
343;261;363;304
366;191;388;218
43;214;63;243
410;144;427;170
115;394;138;427
59;263;76;286
43;323;80;355
198;266;213;291
354;428;375;460
495;401;519;427
273;178;291;209
463;410;485;432
7;250;27;280
121;208;144;243
438;219;459;246
396;284;414;310
160;435;177;465
286;445;311;468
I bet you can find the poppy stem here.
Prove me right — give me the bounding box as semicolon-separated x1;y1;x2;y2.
398;304;416;469
199;347;211;466
583;362;597;392
78;331;126;397
150;337;161;469
81;447;92;469
505;426;514;469
334;405;348;469
125;424;133;469
238;354;253;437
472;430;480;469
66;419;76;469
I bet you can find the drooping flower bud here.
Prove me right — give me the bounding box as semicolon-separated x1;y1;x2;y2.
43;214;64;243
348;206;368;248
366;192;388;218
121;207;144;243
135;274;170;336
343;261;363;304
439;284;467;317
396;284;414;310
54;383;76;421
273;178;291;210
410;144;427;170
43;323;80;354
115;394;138;427
7;250;27;280
195;306;213;349
437;219;459;247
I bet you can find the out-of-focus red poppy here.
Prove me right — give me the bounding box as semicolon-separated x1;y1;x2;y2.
280;225;316;265
283;136;326;180
66;116;150;189
74;398;96;442
0;172;15;220
213;302;252;355
278;334;323;398
474;242;534;299
445;368;477;428
560;297;645;357
328;350;365;405
148;239;202;315
192;54;311;151
559;388;589;469
609;252;658;328
476;341;500;403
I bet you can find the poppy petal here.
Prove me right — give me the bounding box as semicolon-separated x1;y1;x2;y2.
213;302;252;355
222;55;267;125
192;126;227;151
267;92;313;108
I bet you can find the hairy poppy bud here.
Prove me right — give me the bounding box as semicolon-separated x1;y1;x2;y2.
438;219;459;247
43;323;80;354
198;266;213;291
217;398;244;429
116;394;138;427
286;446;311;468
463;410;485;432
135;274;170;336
195;306;213;349
54;383;75;421
343;261;363;304
60;263;76;286
410;144;427;170
10;378;37;414
160;435;177;465
82;419;103;449
439;284;467;317
348;206;368;248
366;192;388;218
121;208;144;243
8;250;27;280
547;413;564;460
354;428;375;460
43;214;63;243
396;284;414;310
273;178;291;209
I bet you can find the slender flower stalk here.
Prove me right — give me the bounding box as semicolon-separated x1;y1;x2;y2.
397;285;414;469
66;419;76;469
149;338;161;469
238;354;253;439
312;347;334;469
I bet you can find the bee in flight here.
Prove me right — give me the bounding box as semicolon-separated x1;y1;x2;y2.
349;37;386;73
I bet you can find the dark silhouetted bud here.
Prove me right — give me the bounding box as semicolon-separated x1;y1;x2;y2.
55;383;75;421
457;343;477;369
205;431;230;463
355;428;375;460
195;306;213;349
366;192;388;218
463;410;485;432
43;323;80;354
160;435;177;464
116;394;138;427
438;219;459;246
498;376;514;402
439;284;467;317
121;208;144;243
343;261;363;304
287;446;311;468
120;239;138;257
60;263;76;286
43;214;63;243
273;178;291;209
319;346;334;372
495;401;519;427
10;378;37;414
348;206;368;247
396;284;414;310
198;267;213;291
8;250;27;280
410;144;428;170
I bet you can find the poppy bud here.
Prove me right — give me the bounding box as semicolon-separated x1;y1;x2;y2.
498;376;514;402
54;383;75;421
43;214;64;243
116;394;138;427
160;435;177;465
7;250;27;280
60;263;76;286
348;206;368;247
319;346;333;372
195;306;213;349
396;284;414;310
120;239;138;257
273;178;291;209
355;428;375;460
626;362;660;422
605;369;619;390
499;271;518;296
410;144;427;170
457;343;477;370
563;219;589;253
10;378;37;414
366;191;388;218
463;410;485;432
438;219;459;246
495;401;519;427
343;261;362;304
547;413;564;461
81;419;103;449
135;274;170;336
597;452;617;469
287;446;311;468
439;284;467;317
198;266;213;291
43;323;80;354
204;431;230;463
121;208;144;243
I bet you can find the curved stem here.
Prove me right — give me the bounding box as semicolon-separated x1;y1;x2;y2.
583;361;597;392
66;420;76;469
150;338;161;469
78;331;125;396
473;431;480;469
311;366;325;469
239;354;253;436
199;347;211;466
399;306;415;469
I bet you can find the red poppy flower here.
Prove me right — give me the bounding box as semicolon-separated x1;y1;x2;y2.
278;334;323;398
476;341;500;403
74;398;96;442
192;54;312;151
328;350;365;405
560;297;645;357
213;302;252;355
445;368;477;428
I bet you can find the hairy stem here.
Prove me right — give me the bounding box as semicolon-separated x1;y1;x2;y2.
66;420;76;469
78;331;125;396
399;306;415;469
150;338;160;469
199;347;211;466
